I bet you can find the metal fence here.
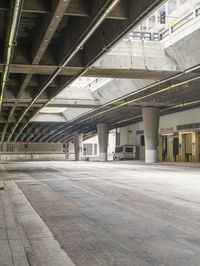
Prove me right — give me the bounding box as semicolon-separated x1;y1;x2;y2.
160;6;200;39
128;31;161;41
126;6;200;42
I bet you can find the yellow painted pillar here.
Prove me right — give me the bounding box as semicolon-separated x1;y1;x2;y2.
168;135;174;162
158;134;162;162
192;132;199;162
179;133;186;162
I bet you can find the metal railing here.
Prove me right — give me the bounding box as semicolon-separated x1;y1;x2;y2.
160;6;200;39
126;6;200;42
128;31;161;41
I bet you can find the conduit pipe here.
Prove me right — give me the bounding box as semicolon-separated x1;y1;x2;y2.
11;1;200;142
37;65;200;142
28;62;200;143
0;0;24;109
9;0;120;141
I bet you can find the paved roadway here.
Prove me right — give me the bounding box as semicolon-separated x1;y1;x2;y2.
2;161;200;266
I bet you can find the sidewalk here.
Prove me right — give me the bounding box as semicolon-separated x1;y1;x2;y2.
157;162;200;168
0;164;75;266
0;165;29;266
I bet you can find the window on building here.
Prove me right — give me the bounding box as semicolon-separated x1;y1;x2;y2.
126;147;133;153
94;144;97;155
83;144;93;155
141;135;145;146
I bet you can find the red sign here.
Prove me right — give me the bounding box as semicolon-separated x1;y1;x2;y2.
23;141;29;149
160;127;174;133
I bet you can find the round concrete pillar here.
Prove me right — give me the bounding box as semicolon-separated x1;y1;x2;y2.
97;123;109;162
142;107;160;163
74;133;83;161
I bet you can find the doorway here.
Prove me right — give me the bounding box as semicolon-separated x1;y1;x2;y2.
173;137;179;162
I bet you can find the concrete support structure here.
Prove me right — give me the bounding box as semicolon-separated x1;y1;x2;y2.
142;107;160;163
97;123;109;162
74;133;83;161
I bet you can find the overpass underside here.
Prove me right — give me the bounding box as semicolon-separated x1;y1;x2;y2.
0;0;163;143
1;1;200;265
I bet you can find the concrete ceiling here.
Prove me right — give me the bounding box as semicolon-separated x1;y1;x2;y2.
33;70;200;143
0;0;165;142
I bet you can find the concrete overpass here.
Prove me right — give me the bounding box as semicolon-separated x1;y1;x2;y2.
1;2;200;266
28;9;200;142
0;0;164;143
0;0;200;156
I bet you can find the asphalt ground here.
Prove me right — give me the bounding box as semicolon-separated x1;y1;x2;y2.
2;160;200;266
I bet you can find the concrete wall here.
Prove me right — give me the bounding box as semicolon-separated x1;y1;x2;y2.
0;132;116;162
0;142;74;161
120;107;200;142
92;79;154;104
120;123;144;146
120;125;136;145
62;108;92;121
83;131;116;159
95;40;178;71
119;107;200;161
159;108;200;130
164;20;200;69
0;153;68;161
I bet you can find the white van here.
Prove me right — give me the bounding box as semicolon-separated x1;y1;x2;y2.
113;145;136;160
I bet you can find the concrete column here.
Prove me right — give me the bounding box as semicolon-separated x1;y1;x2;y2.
97;123;109;162
74;133;83;161
142;107;160;163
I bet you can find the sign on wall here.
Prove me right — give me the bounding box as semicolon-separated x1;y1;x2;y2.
160;127;174;133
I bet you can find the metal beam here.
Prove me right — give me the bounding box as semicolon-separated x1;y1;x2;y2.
14;98;200;143
3;100;101;108
0;0;128;19
57;0;120;63
33;123;60;142
2;0;167;143
10;0;121;142
5;0;71;142
0;64;83;75
19;123;36;142
17;0;71;98
0;64;181;80
82;0;163;66
36;72;200;143
0;0;24;108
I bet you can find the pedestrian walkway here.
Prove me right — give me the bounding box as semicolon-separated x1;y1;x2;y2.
0;164;75;266
0;164;29;266
157;162;200;168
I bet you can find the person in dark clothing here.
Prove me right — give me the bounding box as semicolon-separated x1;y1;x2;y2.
162;149;166;162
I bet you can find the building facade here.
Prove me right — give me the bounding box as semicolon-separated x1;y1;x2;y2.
118;107;200;162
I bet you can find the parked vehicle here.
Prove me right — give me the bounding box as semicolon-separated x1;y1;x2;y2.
113;145;136;160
